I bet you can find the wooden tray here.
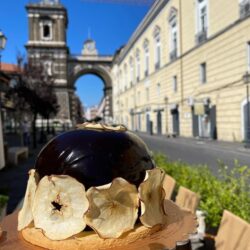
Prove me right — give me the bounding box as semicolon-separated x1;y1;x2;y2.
0;200;197;250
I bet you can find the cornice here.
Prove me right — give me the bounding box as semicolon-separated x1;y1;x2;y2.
117;0;169;65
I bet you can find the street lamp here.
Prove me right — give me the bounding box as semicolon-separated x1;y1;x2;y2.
243;72;250;148
0;30;7;70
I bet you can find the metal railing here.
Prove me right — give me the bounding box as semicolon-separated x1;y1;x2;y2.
195;28;207;45
169;49;177;61
155;61;160;70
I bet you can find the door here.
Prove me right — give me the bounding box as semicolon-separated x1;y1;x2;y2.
146;113;150;134
244;102;250;140
157;111;162;135
192;107;199;137
198;114;211;138
210;106;217;139
172;109;179;136
131;114;134;131
138;114;141;131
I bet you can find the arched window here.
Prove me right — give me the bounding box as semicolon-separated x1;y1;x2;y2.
168;7;178;61
119;69;123;92
124;63;128;89
196;0;208;44
40;20;53;41
135;49;140;82
129;57;134;86
153;26;161;70
143;39;149;77
43;25;50;38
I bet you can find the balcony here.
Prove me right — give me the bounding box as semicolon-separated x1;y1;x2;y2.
240;1;250;19
169;49;177;62
195;29;207;45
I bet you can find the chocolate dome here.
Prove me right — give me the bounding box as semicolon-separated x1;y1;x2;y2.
35;126;155;189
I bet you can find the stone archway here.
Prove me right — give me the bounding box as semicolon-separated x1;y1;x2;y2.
25;1;115;126
67;55;113;124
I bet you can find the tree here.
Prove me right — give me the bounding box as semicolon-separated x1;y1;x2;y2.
11;54;59;148
74;95;85;124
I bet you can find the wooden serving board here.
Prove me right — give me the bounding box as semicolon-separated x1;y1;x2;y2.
0;200;197;250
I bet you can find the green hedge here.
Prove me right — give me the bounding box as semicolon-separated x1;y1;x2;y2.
154;154;250;228
0;194;8;209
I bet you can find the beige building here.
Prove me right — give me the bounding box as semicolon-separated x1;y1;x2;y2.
112;0;250;142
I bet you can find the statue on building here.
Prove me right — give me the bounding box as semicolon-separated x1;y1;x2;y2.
82;39;98;56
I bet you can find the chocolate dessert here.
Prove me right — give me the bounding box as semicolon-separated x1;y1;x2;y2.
17;123;168;249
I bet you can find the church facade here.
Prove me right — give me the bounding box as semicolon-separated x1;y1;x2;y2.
112;0;250;142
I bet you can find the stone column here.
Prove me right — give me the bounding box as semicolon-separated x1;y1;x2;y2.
55;88;72;127
103;86;113;122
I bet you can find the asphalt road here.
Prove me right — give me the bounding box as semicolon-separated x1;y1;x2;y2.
137;133;250;174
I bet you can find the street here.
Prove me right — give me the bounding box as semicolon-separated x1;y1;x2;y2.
137;133;250;173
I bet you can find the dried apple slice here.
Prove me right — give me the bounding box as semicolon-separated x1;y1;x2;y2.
32;175;88;240
18;169;39;231
84;178;139;239
77;122;127;132
139;168;166;227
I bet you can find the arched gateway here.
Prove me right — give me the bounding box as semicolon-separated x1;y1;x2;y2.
26;0;113;125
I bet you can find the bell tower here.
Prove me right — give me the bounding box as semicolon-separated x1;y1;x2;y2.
26;0;71;122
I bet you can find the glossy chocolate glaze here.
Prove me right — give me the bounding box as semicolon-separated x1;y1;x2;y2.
35;129;155;189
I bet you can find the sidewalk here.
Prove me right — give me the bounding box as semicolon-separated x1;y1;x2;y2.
0;132;47;214
0;146;42;214
137;131;250;154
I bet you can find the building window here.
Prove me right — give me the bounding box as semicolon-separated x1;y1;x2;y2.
200;62;207;84
136;49;140;82
40;20;53;41
129;57;134;86
144;39;149;77
137;91;141;106
248;42;250;72
170;22;178;61
169;7;178;61
132;95;135;107
116;73;119;94
44;25;50;37
196;0;208;44
157;83;161;97
146;87;150;102
119;70;123;92
124;64;128;90
240;0;250;19
173;76;177;92
153;26;161;70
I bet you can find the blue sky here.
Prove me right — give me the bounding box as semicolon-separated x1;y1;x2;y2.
0;0;150;108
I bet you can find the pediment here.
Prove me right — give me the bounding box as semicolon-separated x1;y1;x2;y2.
168;7;178;23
